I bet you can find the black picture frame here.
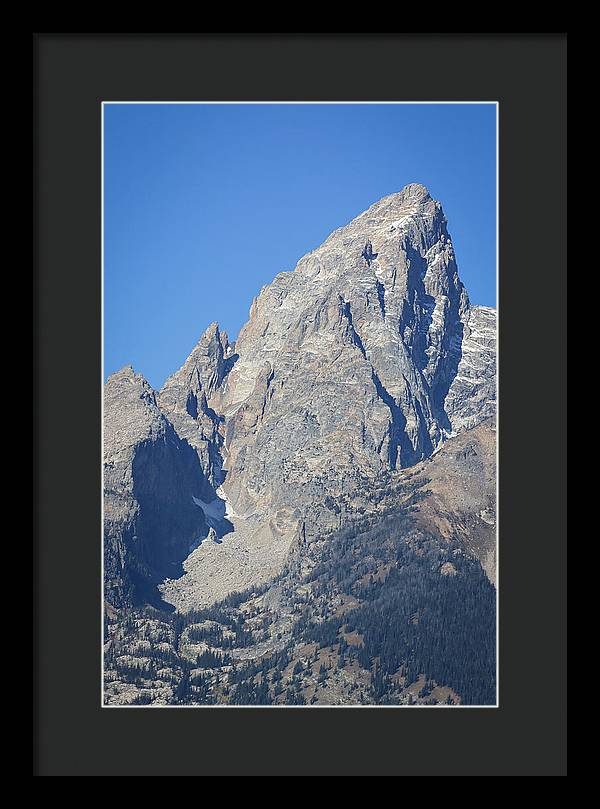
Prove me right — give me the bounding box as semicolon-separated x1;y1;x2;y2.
34;33;567;776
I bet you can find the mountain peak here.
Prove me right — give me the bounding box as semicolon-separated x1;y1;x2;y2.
105;189;495;606
396;182;432;202
106;364;152;391
368;182;433;213
202;321;221;341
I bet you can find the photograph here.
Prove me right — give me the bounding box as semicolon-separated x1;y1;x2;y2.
102;101;498;707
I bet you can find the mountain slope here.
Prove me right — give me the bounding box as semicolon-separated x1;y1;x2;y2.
104;183;496;614
104;424;496;706
103;183;497;706
406;420;497;583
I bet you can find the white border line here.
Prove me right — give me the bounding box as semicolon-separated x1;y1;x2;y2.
101;102;105;702
100;100;499;104
101;101;499;708
495;102;500;708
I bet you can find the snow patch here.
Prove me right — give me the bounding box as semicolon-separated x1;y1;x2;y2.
192;495;226;524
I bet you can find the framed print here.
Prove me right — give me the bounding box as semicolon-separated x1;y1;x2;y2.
35;33;566;776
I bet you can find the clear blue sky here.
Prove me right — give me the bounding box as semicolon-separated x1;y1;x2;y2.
104;103;496;388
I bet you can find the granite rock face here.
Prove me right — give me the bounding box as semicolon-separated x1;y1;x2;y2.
158;323;235;492
445;305;497;433
215;184;483;532
103;367;210;607
104;184;497;611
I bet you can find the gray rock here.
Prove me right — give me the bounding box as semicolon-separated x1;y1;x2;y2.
158;322;235;490
215;183;490;535
445;305;496;433
103;366;209;607
105;183;497;610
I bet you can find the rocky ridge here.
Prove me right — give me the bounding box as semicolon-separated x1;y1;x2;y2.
103;367;210;607
103;183;497;612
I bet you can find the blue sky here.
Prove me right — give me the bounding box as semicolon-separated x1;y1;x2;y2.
104;103;496;388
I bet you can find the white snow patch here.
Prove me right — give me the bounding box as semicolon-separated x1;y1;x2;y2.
389;216;411;231
192;495;226;523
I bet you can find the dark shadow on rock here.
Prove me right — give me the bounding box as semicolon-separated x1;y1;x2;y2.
217;517;235;538
223;352;239;379
371;369;415;470
126;423;210;601
130;568;178;613
435;319;464;433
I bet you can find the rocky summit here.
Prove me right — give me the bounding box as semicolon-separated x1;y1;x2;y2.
103;184;497;706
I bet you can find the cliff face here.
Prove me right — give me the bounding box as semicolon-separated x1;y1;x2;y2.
158;322;234;493
445;305;497;433
104;184;496;611
103;367;209;608
212;184;494;539
219;184;471;524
